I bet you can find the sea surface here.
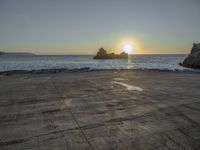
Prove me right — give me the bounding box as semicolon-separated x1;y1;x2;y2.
0;54;195;72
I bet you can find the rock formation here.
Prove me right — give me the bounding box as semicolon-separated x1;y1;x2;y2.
120;52;128;58
182;43;200;68
93;48;128;59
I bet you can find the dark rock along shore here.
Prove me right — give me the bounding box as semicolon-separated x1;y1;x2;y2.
182;43;200;68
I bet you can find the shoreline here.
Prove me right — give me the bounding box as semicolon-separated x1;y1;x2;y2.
0;67;199;76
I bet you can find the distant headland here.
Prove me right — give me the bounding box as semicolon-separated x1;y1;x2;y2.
0;51;35;56
93;48;128;59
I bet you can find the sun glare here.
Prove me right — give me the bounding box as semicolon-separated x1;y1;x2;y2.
123;44;135;54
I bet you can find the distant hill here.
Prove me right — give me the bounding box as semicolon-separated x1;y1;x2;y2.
0;52;35;56
0;51;5;55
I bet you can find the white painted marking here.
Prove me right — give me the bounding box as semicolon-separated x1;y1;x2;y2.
113;78;127;81
111;81;143;91
81;95;89;97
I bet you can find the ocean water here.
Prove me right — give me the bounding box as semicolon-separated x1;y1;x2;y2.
0;54;193;72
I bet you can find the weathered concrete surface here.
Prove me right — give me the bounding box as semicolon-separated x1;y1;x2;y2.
0;70;200;150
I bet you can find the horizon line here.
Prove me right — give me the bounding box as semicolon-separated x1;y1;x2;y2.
0;51;188;55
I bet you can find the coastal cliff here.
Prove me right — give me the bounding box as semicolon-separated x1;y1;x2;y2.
182;43;200;68
93;48;128;59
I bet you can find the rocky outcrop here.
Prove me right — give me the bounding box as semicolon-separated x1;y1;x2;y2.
182;43;200;68
119;52;128;58
93;48;128;59
94;48;107;59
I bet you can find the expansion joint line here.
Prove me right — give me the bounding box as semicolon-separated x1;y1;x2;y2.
46;77;70;150
50;75;94;150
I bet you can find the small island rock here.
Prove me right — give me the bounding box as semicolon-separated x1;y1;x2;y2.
93;48;128;59
120;52;128;58
182;43;200;68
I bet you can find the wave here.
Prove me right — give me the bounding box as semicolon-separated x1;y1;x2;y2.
0;67;199;75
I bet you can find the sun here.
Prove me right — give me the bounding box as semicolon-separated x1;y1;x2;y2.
123;44;135;54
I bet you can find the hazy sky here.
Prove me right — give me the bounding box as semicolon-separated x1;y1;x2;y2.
0;0;200;54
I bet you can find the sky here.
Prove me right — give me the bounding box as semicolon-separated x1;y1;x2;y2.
0;0;200;55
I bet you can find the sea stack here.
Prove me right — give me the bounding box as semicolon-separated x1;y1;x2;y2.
93;48;128;59
182;43;200;68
